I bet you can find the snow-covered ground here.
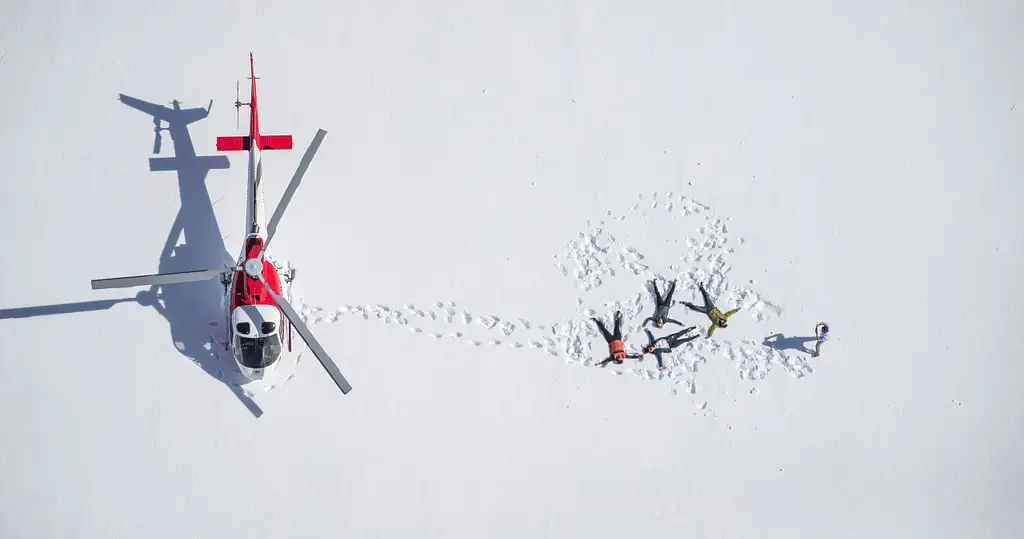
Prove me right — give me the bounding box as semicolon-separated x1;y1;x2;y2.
2;1;1023;537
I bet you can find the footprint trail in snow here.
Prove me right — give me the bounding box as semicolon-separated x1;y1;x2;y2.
293;191;812;403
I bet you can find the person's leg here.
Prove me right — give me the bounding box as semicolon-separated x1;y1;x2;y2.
664;280;677;305
612;311;623;340
813;339;822;357
592;318;613;342
652;281;663;305
665;328;692;341
670;334;699;348
683;301;709;314
699;281;714;310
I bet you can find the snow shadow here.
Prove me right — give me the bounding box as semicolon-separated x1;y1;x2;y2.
118;94;263;418
762;333;816;355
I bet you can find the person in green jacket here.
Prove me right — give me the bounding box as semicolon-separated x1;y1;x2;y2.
682;281;740;337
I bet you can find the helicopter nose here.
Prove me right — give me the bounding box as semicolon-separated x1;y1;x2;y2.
238;364;265;381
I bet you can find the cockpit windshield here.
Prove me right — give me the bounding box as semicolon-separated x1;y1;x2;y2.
236;334;282;368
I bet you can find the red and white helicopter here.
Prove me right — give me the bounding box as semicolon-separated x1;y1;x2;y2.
92;54;352;395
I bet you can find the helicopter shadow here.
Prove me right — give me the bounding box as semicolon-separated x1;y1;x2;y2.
117;94;263;417
1;96;264;416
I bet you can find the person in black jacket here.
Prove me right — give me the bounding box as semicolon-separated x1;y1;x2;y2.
638;326;699;371
642;279;685;329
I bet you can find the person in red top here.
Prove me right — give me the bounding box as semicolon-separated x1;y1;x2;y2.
592;311;642;367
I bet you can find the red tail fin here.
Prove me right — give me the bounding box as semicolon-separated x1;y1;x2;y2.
218;54;293;152
217;134;293;152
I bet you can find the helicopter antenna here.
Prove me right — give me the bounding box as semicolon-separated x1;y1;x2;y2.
234;80;240;130
234;78;253;131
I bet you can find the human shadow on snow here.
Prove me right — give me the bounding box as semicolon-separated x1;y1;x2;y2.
762;333;817;355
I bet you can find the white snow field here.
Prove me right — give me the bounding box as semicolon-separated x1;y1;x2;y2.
2;0;1023;537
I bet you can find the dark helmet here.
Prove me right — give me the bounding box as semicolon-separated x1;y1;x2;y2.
821;324;829;333
718;319;728;327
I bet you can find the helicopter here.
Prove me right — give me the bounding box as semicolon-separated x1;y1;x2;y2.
91;53;352;395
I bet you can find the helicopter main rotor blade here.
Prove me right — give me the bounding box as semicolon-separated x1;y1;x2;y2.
261;129;327;257
257;272;352;394
91;267;231;290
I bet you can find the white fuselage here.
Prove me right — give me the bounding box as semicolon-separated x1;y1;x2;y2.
246;143;266;238
228;140;285;381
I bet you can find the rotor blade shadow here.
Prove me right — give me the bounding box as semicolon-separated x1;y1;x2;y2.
0;298;137;320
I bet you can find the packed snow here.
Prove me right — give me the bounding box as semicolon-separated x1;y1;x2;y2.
1;1;1022;538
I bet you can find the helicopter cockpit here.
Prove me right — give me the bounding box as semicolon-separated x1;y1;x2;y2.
231;305;283;371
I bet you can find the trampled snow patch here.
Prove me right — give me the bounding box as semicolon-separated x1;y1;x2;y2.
292;192;812;400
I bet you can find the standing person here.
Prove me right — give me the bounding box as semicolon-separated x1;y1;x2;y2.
643;279;684;328
682;281;740;338
592;311;642;367
639;326;699;371
812;322;830;357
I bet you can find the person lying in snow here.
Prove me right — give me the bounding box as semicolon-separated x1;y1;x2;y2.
639;326;699;371
642;279;685;329
592;311;642;367
682;281;740;338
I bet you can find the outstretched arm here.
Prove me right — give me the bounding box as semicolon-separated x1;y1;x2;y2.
644;329;658;347
723;308;741;319
642;317;656;328
707;324;717;338
653;350;666;370
665;317;685;327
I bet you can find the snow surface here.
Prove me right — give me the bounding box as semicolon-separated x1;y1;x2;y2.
2;0;1023;537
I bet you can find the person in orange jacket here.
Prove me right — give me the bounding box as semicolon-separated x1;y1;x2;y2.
683;281;740;337
592;311;642;367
